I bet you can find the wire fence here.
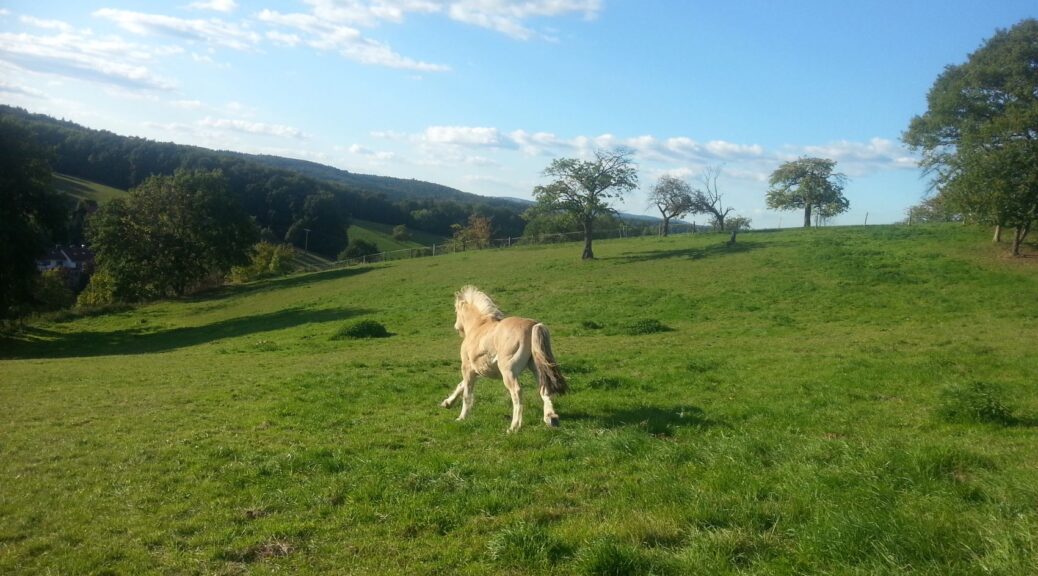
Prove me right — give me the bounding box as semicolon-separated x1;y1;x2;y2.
326;222;709;269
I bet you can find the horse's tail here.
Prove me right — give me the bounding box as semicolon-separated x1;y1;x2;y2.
531;323;567;396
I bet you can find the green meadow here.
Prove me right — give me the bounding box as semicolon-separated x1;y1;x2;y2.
2;225;1036;575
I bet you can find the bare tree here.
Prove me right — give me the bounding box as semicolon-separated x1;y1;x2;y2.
647;175;693;236
690;165;735;231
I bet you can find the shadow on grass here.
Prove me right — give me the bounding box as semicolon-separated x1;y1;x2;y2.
1;306;369;359
615;239;767;264
567;405;720;436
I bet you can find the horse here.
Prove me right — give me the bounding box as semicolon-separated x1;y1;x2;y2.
441;286;567;433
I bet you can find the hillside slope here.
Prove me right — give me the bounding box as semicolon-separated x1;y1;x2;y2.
2;225;1036;575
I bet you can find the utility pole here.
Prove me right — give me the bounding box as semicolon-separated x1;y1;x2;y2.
303;228;311;252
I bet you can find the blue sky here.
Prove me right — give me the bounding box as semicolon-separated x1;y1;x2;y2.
1;1;1035;226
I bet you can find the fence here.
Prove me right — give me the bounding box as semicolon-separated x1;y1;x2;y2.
326;223;709;269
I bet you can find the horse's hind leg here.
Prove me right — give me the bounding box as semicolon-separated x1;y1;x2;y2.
503;371;523;433
529;364;560;427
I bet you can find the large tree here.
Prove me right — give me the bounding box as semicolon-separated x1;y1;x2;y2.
647;175;693;237
533;147;638;259
766;157;849;227
88;170;258;301
0;118;65;319
902;19;1038;256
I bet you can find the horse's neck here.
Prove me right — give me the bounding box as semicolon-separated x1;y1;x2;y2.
463;313;496;336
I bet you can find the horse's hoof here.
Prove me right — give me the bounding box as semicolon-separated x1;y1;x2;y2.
440;400;450;408
547;417;560;427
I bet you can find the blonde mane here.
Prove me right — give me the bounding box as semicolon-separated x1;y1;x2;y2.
456;285;504;320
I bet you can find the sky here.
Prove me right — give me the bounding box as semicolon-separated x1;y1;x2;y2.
1;1;1035;227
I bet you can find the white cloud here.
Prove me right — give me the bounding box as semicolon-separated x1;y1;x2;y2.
170;99;203;109
199;116;307;139
445;0;601;40
188;0;239;13
424;125;511;147
0;30;176;91
800;138;918;176
19;16;73;32
257;9;449;71
93;9;260;51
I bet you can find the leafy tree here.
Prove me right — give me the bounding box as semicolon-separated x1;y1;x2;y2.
647;175;693;236
392;224;410;241
284;192;349;258
690;165;736;231
229;242;296;282
339;239;380;260
0;118;65;319
33;269;76;312
904;195;962;224
450;214;494;249
903;19;1038;255
766;158;849;227
88;170;258;300
533;147;639;259
726;215;753;231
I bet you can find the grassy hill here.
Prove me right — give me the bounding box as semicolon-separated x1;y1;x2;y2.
2;225;1037;574
52;173;127;204
347;219;446;254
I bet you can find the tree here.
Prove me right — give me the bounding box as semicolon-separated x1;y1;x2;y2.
450;214;494;249
391;224;410;241
902;19;1038;256
0;118;65;319
690;165;736;231
88;169;258;301
904;194;962;224
647;175;693;236
284;192;349;258
766;158;849;227
533;147;638;259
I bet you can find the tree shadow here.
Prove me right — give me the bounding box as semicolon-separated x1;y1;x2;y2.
1;306;370;359
566;404;720;436
614;240;767;264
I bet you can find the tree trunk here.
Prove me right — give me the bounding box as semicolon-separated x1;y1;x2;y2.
993;225;1002;243
803;205;812;228
661;217;670;237
582;219;594;260
1011;223;1030;256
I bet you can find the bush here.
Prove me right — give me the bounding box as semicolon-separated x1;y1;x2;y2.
76;269;116;307
332;320;390;340
230;242;295;283
34;269;75;311
937;382;1016;425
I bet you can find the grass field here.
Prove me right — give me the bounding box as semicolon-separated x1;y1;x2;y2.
52;174;128;205
2;225;1036;575
348;220;446;254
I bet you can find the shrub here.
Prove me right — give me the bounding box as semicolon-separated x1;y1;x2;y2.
76;269;116;307
34;269;75;311
332;320;390;340
937;382;1016;425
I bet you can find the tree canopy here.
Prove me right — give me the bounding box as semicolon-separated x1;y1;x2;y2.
88;170;258;301
0;118;65;319
902;19;1038;255
533;147;638;259
766;158;849;227
647;175;693;236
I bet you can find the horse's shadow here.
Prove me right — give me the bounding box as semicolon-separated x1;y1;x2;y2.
566;404;719;436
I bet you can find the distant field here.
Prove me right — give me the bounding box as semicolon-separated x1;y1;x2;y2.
51;173;127;204
2;225;1036;575
348;219;446;253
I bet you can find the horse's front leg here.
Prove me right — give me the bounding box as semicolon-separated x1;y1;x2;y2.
441;380;465;409
444;367;478;421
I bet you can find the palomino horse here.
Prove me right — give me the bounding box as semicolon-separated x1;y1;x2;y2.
441;286;567;432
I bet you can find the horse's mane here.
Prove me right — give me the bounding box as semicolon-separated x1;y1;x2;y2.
456;285;504;320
